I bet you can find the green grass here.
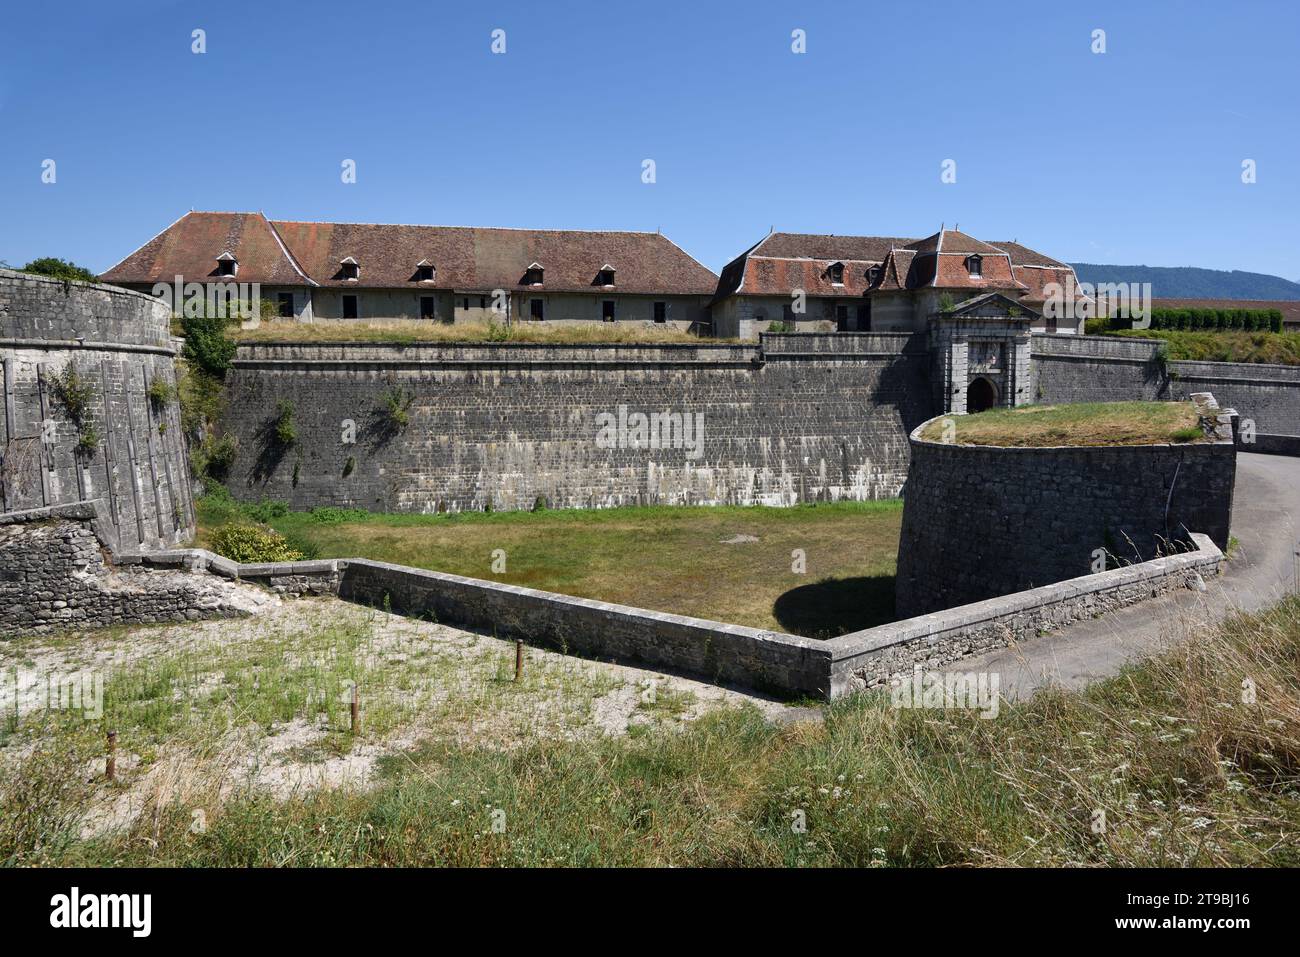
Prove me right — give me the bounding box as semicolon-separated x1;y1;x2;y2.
920;401;1206;447
197;495;905;638
6;594;1299;867
1097;329;1300;365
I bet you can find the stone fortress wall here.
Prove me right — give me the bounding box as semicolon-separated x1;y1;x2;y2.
1031;333;1300;440
0;269;195;552
217;331;1300;515
894;393;1238;619
221;333;935;512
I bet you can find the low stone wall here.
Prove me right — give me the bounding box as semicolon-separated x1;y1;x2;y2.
1241;433;1300;456
0;503;269;636
118;527;1225;701
827;533;1224;696
894;395;1237;618
337;559;829;698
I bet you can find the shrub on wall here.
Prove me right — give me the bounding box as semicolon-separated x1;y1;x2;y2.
209;523;304;563
274;401;297;447
378;387;413;430
181;313;237;377
18;257;98;283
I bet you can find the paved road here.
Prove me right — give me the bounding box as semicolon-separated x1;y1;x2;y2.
951;452;1300;699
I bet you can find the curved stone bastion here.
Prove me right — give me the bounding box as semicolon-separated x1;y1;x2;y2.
894;394;1237;619
0;269;194;552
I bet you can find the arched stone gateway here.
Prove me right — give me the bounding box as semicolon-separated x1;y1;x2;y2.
968;376;997;413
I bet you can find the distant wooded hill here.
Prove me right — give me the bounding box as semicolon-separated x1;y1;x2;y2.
1070;264;1300;301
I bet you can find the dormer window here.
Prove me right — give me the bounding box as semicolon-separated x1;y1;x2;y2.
597;264;616;287
216;252;237;277
525;262;544;286
827;262;844;285
967;255;982;278
416;259;435;283
340;256;360;281
867;266;882;285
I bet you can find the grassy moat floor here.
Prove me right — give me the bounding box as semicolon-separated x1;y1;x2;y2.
920;400;1206;448
3;593;1298;867
197;496;904;639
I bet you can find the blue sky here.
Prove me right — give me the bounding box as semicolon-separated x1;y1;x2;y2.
1;0;1296;278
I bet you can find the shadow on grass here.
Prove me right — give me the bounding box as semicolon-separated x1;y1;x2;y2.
773;575;897;640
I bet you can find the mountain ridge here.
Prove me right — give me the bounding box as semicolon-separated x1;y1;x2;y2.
1069;263;1300;301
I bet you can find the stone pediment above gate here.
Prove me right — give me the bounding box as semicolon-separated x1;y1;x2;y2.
938;292;1038;323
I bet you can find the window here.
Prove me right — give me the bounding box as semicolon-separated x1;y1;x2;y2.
828;262;844;285
526;263;544;285
967;255;982;278
1045;315;1058;334
277;292;294;318
216;253;237;277
602;300;616;322
857;302;871;330
479;296;486;309
597;265;616;287
342;294;359;319
867;266;881;285
420;296;435;320
462;297;470;311
416;263;434;282
340;257;359;281
836;305;849;330
530;298;545;321
653;302;666;324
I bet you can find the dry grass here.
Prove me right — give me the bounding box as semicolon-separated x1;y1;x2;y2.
5;594;1298;867
919;401;1206;447
1103;329;1300;365
233;319;728;345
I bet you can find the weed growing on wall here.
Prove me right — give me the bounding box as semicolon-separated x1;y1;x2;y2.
274;401;297;447
50;362;99;456
147;377;176;409
378;387;413;431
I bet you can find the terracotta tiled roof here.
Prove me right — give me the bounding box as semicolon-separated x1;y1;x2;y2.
1014;265;1083;304
103;212;718;295
989;241;1068;268
717;229;1069;299
100;212;310;285
752;232;912;262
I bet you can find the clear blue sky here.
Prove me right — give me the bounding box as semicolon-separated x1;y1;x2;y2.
1;0;1296;278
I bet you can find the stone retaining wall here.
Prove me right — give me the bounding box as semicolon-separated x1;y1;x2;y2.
1032;332;1300;439
0;503;268;636
219;332;933;513
828;532;1224;696
0;269;194;551
894;395;1237;618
